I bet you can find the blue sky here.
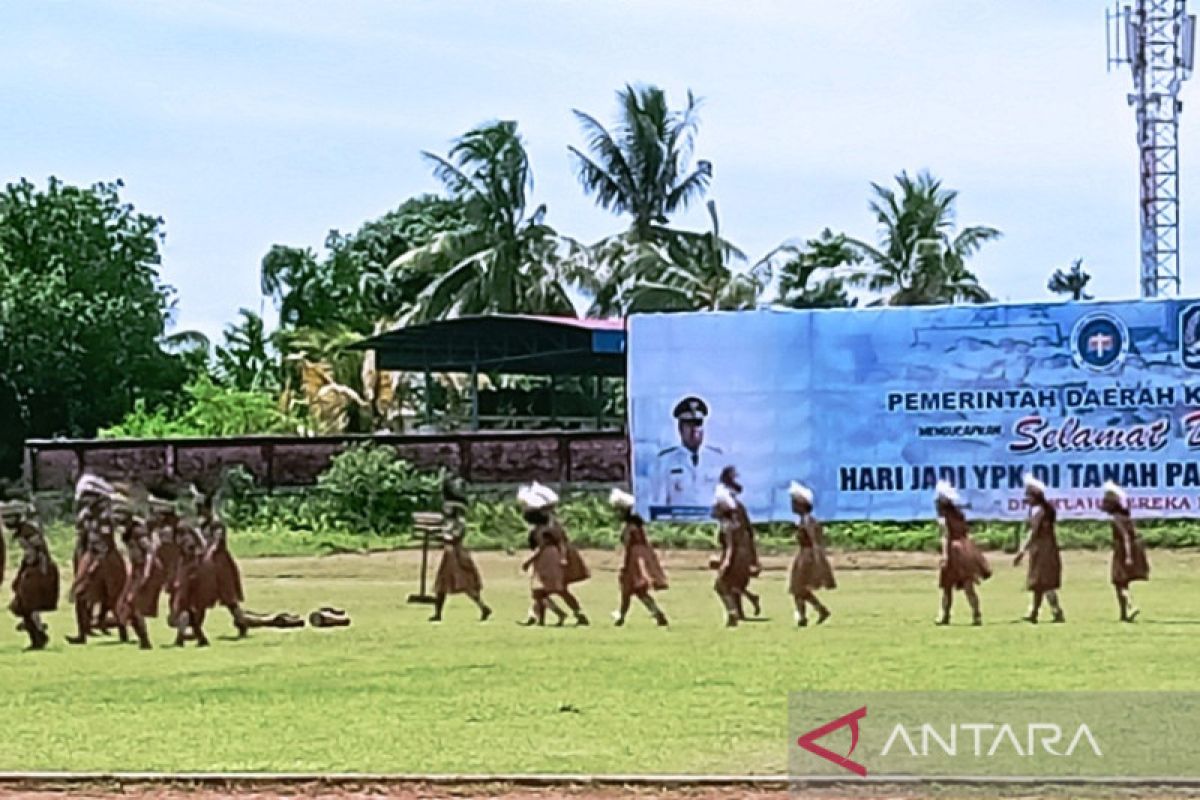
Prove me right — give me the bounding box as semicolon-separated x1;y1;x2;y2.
0;1;1186;340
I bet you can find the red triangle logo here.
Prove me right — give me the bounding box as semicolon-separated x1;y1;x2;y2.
795;706;868;777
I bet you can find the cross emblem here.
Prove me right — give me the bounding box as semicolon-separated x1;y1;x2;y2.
1088;332;1113;358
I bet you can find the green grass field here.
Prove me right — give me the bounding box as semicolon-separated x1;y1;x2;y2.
0;547;1197;775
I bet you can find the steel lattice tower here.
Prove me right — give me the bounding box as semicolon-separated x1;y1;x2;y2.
1108;0;1195;297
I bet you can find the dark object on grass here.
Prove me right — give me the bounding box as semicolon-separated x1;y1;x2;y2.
309;607;351;628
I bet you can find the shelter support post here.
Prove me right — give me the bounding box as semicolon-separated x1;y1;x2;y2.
424;368;434;426
469;364;479;431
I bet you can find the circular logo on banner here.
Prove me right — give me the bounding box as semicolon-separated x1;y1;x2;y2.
1071;312;1128;371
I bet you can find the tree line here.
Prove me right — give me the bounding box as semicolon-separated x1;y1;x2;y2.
0;83;1093;474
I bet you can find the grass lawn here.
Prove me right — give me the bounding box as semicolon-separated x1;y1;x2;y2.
0;547;1197;775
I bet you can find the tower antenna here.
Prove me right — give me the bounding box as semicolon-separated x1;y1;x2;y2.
1108;0;1195;297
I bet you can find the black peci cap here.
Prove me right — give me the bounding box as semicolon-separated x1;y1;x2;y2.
673;396;708;422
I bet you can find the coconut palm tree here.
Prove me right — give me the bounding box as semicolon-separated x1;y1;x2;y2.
849;171;999;306
570;84;714;316
390;121;578;321
768;229;860;309
624;201;768;312
1047;258;1092;301
160;329;212;376
214;309;277;392
569;84;713;242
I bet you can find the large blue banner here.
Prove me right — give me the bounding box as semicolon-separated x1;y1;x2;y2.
628;299;1200;521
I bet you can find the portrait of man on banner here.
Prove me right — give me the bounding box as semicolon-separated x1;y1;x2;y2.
650;395;725;520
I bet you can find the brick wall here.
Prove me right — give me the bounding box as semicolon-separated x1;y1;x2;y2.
25;432;629;492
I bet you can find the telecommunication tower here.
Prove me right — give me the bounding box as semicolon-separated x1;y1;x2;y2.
1107;1;1196;297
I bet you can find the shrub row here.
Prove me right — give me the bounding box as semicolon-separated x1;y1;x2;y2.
27;445;1200;557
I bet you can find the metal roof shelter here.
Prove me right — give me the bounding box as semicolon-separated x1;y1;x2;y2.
352;315;627;430
353;315;626;376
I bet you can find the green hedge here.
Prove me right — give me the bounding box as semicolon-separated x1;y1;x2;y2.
26;492;1200;563
222;488;1200;554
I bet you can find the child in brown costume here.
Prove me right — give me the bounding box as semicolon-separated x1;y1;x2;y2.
171;518;217;647
1101;481;1150;622
521;518;568;626
5;501;58;651
711;468;756;628
1014;474;1065;624
67;479;129;645
933;481;990;626
195;487;249;638
609;488;668;627
429;476;491;623
520;482;590;627
69;475;116;636
147;494;181;619
787;482;835;627
112;492;164;650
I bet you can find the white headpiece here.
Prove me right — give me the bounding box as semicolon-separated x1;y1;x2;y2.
530;481;558;508
609;488;635;511
1023;473;1047;494
74;474;113;502
518;482;558;512
516;485;536;511
788;481;814;505
1103;480;1128;506
713;482;738;511
935;480;960;505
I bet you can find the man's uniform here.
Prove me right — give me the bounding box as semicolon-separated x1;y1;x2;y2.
654;443;724;507
652;396;723;510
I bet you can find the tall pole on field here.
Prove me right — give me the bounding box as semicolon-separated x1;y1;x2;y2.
1108;0;1196;297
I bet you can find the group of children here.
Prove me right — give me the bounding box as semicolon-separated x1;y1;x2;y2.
2;467;1155;650
1;474;349;651
428;467;1151;630
932;473;1150;626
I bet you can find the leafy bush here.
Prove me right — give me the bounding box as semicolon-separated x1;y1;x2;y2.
315;443;441;534
100;376;301;438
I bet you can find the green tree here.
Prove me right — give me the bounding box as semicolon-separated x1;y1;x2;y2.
352;195;470;324
849;171;999;306
214;309;277;392
769;229;860;309
570;84;712;242
569;84;713;316
161;329;212;378
625;201;767;312
1047;258;1092;301
391;121;578;320
259;244;326;329
261;195;470;333
100;375;301;438
0;178;186;474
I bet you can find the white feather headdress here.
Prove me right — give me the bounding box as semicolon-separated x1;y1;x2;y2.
1023;473;1047;494
516;484;536;511
530;481;559;508
935;480;960;505
788;481;814;505
74;474;113;502
1103;480;1128;506
518;481;559;512
608;488;635;511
